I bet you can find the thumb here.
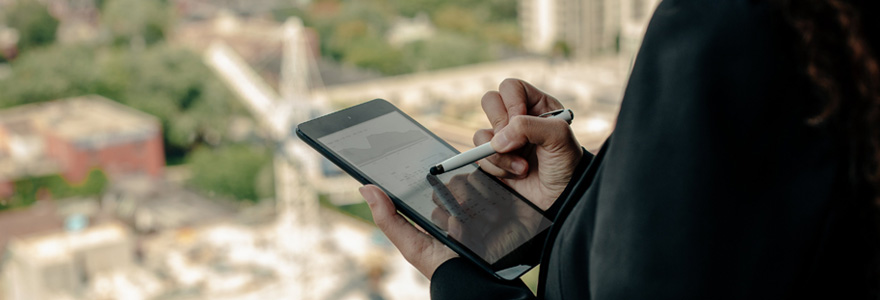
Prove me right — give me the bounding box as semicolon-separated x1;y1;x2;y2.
358;185;457;279
490;115;575;153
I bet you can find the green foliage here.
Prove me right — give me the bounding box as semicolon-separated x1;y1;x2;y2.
0;43;241;162
341;36;408;75
401;32;492;72
553;41;572;58
109;44;241;154
275;0;521;76
100;0;172;46
432;5;479;33
318;194;374;223
338;202;373;223
3;0;59;52
0;44;103;106
186;144;274;203
1;169;109;211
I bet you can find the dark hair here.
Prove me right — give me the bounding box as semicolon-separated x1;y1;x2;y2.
774;0;880;294
774;0;880;205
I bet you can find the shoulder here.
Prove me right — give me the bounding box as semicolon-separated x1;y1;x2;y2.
648;0;784;37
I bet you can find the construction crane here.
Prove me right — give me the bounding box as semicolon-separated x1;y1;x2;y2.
204;17;328;300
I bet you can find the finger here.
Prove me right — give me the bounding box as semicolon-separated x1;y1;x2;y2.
360;186;459;279
447;215;464;240
491;115;577;154
466;171;492;202
430;177;454;208
481;91;509;132
497;78;564;120
473;128;494;146
484;152;529;178
359;185;435;257
448;174;469;205
431;206;451;230
478;158;518;179
474;128;528;177
430;189;454;229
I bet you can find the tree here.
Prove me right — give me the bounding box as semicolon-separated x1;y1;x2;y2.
3;0;59;52
401;32;492;71
186;144;274;203
0;43;243;163
0;44;103;107
2;169;109;211
112;44;241;158
342;35;409;75
268;0;522;76
100;0;171;47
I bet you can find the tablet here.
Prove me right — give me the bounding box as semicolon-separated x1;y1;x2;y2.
296;99;552;280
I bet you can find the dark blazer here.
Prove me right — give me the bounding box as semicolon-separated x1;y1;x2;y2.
430;0;878;299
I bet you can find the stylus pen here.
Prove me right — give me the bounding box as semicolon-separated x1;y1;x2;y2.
429;108;574;175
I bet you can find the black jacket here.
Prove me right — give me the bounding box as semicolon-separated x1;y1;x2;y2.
430;0;878;299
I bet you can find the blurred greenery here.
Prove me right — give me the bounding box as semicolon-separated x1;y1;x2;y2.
275;0;521;75
1;169;108;211
0;43;242;162
338;202;374;223
0;0;523;206
400;32;492;72
186;144;275;202
318;194;374;223
101;0;172;47
390;0;517;21
3;0;58;52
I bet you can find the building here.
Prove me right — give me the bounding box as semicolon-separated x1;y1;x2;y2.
1;222;137;300
521;0;620;58
619;0;662;66
521;0;660;60
0;200;65;253
102;175;237;234
0;95;164;197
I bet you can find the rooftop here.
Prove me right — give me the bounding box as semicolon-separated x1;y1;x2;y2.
7;221;129;263
103;176;238;233
0;95;160;150
0;200;64;251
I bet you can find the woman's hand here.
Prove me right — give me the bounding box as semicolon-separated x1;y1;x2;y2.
358;79;581;279
359;185;457;279
477;79;583;210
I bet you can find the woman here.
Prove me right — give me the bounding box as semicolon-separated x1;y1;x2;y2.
359;0;880;298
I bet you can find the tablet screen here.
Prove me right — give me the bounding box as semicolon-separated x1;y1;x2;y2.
318;111;552;264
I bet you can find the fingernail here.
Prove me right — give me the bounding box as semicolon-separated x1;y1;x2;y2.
511;161;525;175
359;186;375;205
491;130;510;152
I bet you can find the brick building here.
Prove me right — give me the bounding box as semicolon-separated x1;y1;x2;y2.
0;95;164;197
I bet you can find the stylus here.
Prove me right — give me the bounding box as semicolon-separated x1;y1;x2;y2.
429;108;574;175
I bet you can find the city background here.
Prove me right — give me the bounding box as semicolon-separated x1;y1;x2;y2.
0;0;659;299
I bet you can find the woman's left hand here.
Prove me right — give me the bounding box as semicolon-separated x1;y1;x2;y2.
359;185;458;279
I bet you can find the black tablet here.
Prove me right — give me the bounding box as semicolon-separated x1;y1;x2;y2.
296;99;552;280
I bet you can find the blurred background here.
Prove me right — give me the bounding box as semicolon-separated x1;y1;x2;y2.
0;0;659;299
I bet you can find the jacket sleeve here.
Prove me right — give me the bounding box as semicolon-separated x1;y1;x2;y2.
430;258;536;300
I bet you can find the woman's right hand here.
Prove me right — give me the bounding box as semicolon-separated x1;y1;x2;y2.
476;79;583;210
